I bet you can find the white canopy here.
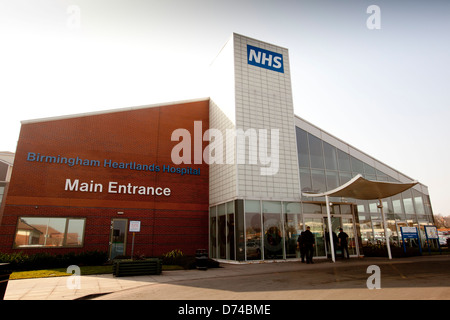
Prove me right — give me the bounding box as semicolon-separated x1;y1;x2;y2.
302;174;418;200
302;174;418;261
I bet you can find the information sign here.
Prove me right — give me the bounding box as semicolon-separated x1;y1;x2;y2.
400;227;418;238
129;220;141;260
400;227;422;255
129;220;141;233
424;226;441;254
424;226;438;239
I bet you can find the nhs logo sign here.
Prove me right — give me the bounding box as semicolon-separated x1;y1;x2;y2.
247;45;284;73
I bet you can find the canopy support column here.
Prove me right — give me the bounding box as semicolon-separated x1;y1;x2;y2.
379;199;392;260
325;195;336;263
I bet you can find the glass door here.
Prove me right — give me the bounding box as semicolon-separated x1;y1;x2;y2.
263;201;283;260
341;217;357;256
284;213;303;259
303;216;326;257
324;216;341;257
109;219;127;260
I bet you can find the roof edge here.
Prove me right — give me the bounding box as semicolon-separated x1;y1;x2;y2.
21;97;210;125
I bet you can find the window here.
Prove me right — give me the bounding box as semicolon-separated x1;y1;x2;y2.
14;217;85;248
337;149;351;172
262;201;283;259
308;134;325;169
326;171;339;190
302;203;322;214
364;163;376;175
245;200;262;261
323;142;338;170
339;171;352;185
218;203;226;259
0;185;4;207
376;169;388;181
412;190;425;215
299;168;312;193
296;127;310;168
402;190;415;214
311;169;326;193
392;194;403;214
351;156;364;175
209;207;217;259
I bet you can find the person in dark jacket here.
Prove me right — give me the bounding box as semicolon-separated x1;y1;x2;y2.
338;228;350;259
302;226;315;264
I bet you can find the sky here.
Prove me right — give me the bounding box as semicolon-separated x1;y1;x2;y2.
1;0;449;216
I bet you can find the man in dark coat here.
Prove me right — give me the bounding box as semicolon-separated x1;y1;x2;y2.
338;228;350;259
302;226;315;264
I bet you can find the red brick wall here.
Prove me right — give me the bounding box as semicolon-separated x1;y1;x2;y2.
0;100;210;257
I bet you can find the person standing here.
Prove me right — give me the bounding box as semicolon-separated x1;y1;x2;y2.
297;232;306;263
338;228;350;259
303;226;315;264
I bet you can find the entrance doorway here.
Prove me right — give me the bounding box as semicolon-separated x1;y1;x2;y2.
324;216;341;258
303;217;326;257
109;219;127;260
304;214;358;259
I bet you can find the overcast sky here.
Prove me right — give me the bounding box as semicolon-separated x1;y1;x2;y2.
1;0;449;216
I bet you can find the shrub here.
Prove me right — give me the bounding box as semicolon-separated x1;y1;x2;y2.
0;250;108;271
0;251;29;268
161;249;185;266
160;249;220;270
362;245;422;258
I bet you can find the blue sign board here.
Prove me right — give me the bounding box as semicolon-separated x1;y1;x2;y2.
400;227;422;255
401;227;418;239
247;45;284;73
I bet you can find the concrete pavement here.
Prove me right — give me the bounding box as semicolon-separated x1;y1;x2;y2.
3;255;450;300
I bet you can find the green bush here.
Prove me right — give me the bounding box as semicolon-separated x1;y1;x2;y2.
160;249;220;270
0;250;108;271
161;249;184;266
362;245;422;258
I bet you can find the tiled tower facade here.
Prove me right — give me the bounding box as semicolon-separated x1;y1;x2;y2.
209;33;300;205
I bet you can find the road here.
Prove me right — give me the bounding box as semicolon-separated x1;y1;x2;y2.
95;255;450;300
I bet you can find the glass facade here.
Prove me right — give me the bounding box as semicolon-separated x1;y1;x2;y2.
210;200;359;261
295;127;435;252
209;126;435;262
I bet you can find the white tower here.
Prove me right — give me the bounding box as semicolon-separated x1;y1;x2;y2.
209;33;300;205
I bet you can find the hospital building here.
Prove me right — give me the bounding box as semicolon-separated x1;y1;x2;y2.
0;34;435;262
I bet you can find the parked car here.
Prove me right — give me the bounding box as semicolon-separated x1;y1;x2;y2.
438;231;449;246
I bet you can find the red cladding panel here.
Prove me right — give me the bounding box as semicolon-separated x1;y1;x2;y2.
0;100;210;256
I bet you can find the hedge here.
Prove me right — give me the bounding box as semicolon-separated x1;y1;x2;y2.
0;250;108;271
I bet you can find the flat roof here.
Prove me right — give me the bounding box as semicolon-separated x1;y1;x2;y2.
21;97;210;125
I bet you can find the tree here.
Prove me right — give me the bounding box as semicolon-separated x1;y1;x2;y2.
435;214;450;229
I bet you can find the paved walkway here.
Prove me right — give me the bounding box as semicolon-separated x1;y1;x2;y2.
3;255;450;300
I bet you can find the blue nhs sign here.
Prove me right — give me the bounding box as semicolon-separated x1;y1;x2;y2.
247;45;284;73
